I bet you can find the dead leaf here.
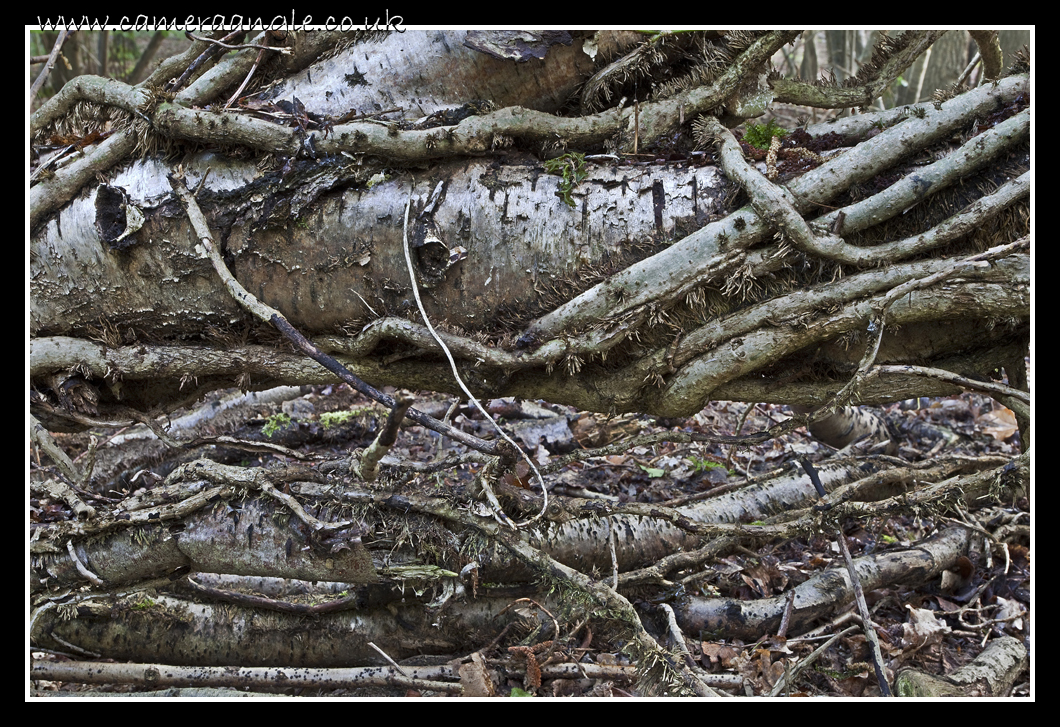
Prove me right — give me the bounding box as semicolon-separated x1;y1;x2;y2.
994;596;1025;632
977;406;1019;441
459;652;496;696
700;642;738;668
901;606;950;651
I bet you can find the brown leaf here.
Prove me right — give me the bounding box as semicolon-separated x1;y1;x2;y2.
700;642;738;669
977;406;1019;441
459;652;496;697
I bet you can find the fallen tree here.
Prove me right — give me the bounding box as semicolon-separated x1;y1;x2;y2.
30;29;1030;697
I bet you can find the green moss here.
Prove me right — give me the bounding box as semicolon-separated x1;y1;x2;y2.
689;456;732;475
544;152;588;208
365;171;388;188
262;413;292;437
319;410;354;428
742;119;788;150
319;407;376;429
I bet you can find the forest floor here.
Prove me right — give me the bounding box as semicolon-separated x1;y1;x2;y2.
31;382;1030;698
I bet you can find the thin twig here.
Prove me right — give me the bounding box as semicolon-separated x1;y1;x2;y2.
166;30;245;93
30;30;69;98
29;415;92;511
66;540;104;586
777;589;796;639
225;48;267;109
258;478;355;535
357;394;414;481
802;455;890;694
768;625;860;696
872;364;1029;404
834;530;892;696
607;516;619;589
368;642;409;677
400;190;549;528
658;602;696;669
185;31;292;54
